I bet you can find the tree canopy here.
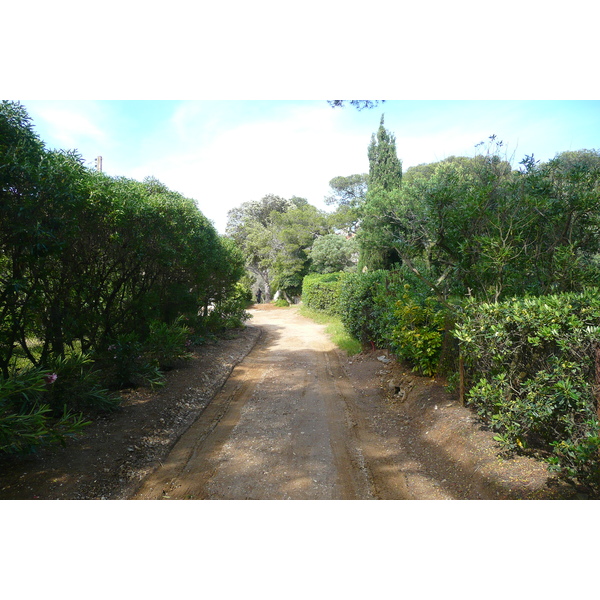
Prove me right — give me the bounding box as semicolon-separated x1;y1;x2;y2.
226;194;331;300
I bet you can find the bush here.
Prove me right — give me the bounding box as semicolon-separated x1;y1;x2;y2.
337;271;387;345
204;283;252;331
334;268;448;375
102;333;164;389
387;287;447;377
145;317;192;370
45;352;120;414
454;289;600;492
0;366;90;455
301;273;344;314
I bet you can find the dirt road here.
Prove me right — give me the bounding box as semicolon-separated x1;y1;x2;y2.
0;304;569;500
131;305;572;500
133;306;396;499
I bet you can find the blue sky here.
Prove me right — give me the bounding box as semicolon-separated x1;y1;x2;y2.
19;99;600;233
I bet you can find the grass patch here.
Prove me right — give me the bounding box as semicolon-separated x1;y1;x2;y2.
298;305;362;356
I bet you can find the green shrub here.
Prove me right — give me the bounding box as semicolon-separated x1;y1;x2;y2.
337;271;387;345
301;272;344;314
334;268;448;375
388;287;447;376
45;352;120;414
103;333;164;389
204;283;252;331
145;317;192;370
0;366;90;455
454;289;600;492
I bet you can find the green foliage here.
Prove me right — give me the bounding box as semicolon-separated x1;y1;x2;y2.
144;317;193;370
273;298;290;307
337;271;388;345
0;367;90;455
367;115;402;192
359;115;404;270
309;234;358;274
304;268;448;375
358;134;600;302
388;287;447;377
205;283;253;331
454;290;600;492
324;174;367;234
45;352;120;414
0;101;248;452
102;333;164;389
301;272;344;314
226;194;331;300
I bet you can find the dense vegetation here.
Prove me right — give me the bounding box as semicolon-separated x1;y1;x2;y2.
6;97;599;493
0;101;248;455
293;110;600;493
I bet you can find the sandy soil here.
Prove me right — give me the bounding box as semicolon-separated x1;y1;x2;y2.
0;304;575;500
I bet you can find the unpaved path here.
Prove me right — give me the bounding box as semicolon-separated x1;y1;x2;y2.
0;304;572;500
132;305;569;500
133;306;394;499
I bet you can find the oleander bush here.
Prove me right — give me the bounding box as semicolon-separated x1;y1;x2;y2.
0;366;90;455
0;100;248;454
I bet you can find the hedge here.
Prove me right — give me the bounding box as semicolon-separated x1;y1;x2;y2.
454;289;600;492
301;272;345;314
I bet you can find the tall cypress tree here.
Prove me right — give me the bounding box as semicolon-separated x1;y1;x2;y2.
359;115;404;270
367;115;402;191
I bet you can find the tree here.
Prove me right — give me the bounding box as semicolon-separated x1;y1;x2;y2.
0;101;245;374
325;174;368;208
226;194;295;301
367;114;403;191
270;203;330;297
358;114;404;270
356;136;600;304
324;174;367;234
226;195;331;301
309;233;358;274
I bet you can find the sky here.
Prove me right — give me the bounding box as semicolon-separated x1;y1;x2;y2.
18;99;600;233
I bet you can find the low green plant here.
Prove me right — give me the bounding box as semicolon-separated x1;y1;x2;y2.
145;317;192;370
548;427;600;492
0;366;90;455
388;286;447;377
337;270;387;346
205;283;252;331
103;333;164;389
273;298;290;307
46;352;120;414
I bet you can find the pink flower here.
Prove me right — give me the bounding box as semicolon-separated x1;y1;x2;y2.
44;373;58;385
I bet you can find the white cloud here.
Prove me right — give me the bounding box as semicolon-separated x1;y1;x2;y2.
125;103;372;232
27;103;109;150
